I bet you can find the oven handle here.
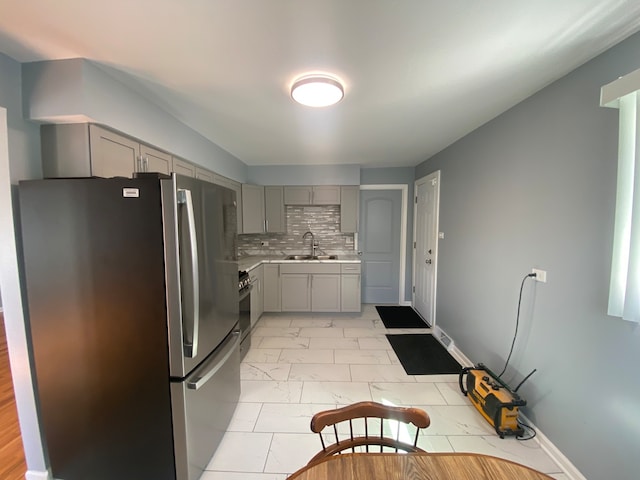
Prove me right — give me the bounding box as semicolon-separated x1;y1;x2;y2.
187;330;240;390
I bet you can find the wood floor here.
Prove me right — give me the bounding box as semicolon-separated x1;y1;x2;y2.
0;313;27;480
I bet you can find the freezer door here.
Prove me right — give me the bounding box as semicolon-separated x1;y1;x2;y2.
171;329;241;480
163;174;239;377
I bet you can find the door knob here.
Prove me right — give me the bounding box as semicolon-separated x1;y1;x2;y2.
425;259;432;264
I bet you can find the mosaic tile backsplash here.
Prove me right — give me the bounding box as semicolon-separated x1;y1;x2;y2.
238;205;356;255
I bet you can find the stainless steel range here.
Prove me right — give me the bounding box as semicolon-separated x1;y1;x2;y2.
239;270;252;359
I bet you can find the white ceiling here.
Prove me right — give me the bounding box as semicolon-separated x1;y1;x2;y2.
1;1;640;167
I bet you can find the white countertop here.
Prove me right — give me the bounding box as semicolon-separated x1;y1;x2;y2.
239;254;361;272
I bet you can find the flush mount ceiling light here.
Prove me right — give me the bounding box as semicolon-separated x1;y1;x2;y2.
291;74;344;107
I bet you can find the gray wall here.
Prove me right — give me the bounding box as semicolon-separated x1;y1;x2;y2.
247;164;360;185
22;59;248;182
361;167;415;302
415;31;640;480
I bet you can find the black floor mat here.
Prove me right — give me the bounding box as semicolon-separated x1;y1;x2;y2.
386;334;462;375
376;305;429;328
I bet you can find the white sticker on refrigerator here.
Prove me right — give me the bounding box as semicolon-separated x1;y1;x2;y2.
122;188;140;198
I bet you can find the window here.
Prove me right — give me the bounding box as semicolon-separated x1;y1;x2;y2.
601;69;640;323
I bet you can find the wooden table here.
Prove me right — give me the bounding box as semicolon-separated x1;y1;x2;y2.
287;452;554;480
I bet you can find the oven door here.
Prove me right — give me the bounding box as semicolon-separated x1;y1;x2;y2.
239;285;252;359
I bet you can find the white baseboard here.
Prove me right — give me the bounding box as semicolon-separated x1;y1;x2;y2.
25;470;51;480
400;300;412;306
435;325;586;480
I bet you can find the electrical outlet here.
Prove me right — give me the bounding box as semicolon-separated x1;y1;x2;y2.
532;268;547;283
261;241;269;247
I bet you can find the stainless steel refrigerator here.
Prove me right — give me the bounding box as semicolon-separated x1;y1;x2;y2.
19;173;240;480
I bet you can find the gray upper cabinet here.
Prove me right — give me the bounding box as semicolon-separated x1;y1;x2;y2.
214;174;243;234
139;144;171;175
265;186;285;233
340;186;359;233
172;157;195;177
284;186;341;205
41;123;176;178
195;166;215;183
242;184;285;234
242;184;266;233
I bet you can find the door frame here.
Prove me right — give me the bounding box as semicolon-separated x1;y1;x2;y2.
358;185;408;305
412;171;441;326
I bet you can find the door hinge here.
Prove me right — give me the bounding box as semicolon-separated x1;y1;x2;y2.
415;196;418;204
413;241;416;249
412;286;415;293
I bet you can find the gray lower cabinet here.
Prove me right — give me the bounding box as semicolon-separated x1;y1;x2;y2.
263;264;281;312
41;123;173;178
249;265;264;326
280;264;342;313
340;264;361;312
281;274;311;311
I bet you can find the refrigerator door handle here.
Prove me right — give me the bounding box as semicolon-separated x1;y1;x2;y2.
186;330;240;390
177;188;200;358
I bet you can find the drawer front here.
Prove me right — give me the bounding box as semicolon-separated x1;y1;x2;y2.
280;263;341;274
341;263;361;274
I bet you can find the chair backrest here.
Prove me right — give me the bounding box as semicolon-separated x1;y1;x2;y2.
308;401;430;464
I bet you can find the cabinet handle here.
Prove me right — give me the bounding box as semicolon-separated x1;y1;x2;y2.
136;155;142;172
144;157;149;171
265;220;269;232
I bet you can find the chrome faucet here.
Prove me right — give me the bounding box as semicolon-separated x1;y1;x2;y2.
302;231;318;256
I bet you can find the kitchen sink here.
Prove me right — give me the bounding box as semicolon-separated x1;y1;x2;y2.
284;254;338;260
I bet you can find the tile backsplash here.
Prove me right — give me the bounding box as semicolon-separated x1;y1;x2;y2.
238;205;355;255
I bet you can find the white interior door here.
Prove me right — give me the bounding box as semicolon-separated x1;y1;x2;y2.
413;171;440;326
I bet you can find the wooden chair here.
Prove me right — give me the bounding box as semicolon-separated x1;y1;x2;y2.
308;401;431;464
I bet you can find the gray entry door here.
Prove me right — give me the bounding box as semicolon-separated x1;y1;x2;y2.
359;189;402;303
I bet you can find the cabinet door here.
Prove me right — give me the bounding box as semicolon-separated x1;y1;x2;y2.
140;144;171;174
281;274;311;312
311;274;341;312
263;264;281;312
265;186;285;233
284;186;312;205
89;125;140;178
341;274;361;312
195;167;215;183
214;175;243;234
172;157;195;177
249;265;264;327
312;186;341;205
242;184;266;234
340;186;359;233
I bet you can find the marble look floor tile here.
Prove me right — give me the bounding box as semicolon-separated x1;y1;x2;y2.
419;435;455;452
251;327;301;338
350;364;415;382
334;349;392;365
264;433;324;475
257;317;293;328
447;435;563;474
254;403;335;433
301;381;372;404
257;336;310;349
205;431;272;472
243;348;282;363
358;337;393;350
329;318;377;328
415;405;497;436
369;382;448;405
298;327;345;338
240;380;303;403
344;327;387;338
289;363;351;381
435;382;469;405
241;363;291;381
290;318;334;327
309;337;359;350
278;349;334;364
227;402;262;432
